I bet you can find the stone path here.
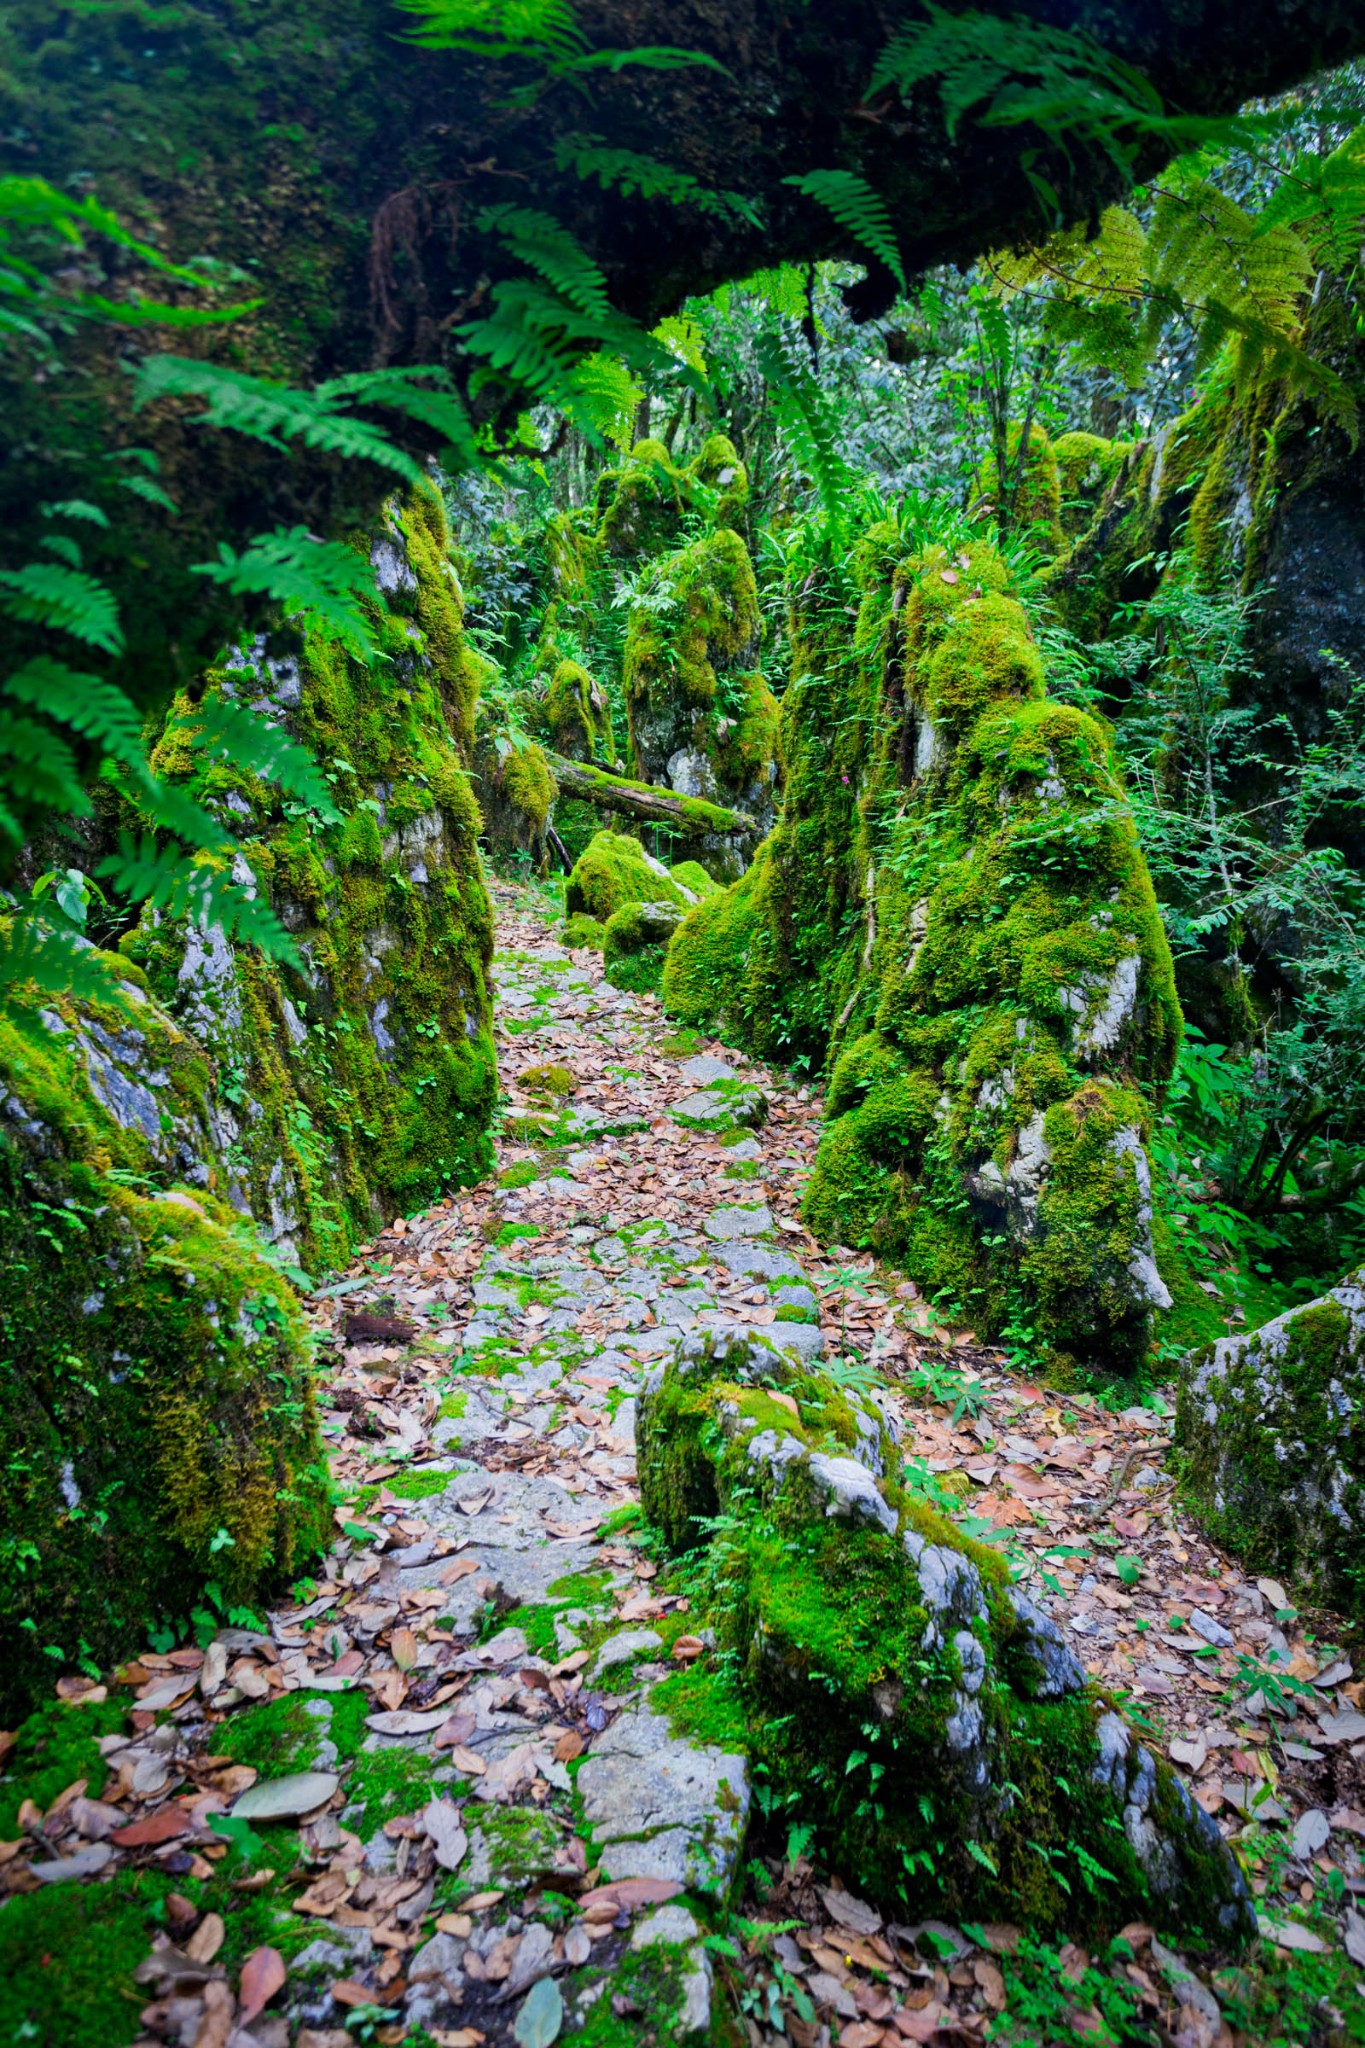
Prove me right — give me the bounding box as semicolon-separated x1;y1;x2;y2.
5;877;1365;2047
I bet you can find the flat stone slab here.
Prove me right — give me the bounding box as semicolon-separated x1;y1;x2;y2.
576;1702;749;1896
679;1055;735;1084
704;1203;774;1240
673;1085;768;1130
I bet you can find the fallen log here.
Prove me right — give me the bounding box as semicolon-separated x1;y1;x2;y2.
547;753;758;841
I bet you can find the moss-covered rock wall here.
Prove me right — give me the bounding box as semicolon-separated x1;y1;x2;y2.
0;963;329;1719
124;488;498;1271
666;531;1182;1373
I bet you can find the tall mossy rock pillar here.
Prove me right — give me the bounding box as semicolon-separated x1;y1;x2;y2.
665;535;1183;1374
124;487;499;1273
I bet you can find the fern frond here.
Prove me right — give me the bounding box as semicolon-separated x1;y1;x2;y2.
96;834;300;965
115;473;179;513
3;657;146;766
0;712;87;813
395;0;583;62
553;135;760;228
133;358;423;482
194;527;380;660
754;324;852;544
0;916;134;1019
563;352;643;451
183;696;341;820
478;205;613;320
313;365;480;468
1256;124;1365;272
0;562;123;652
783;170;906;292
42;499;110;527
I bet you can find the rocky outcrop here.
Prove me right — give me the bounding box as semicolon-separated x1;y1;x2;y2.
638;1327;1253;1941
124;488;498;1271
0;963;329;1717
665;535;1181;1372
1176;1272;1365;1618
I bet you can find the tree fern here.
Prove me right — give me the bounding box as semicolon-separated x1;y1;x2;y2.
783;170;906;292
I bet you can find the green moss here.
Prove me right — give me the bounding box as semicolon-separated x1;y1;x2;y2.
518;1063;577;1097
497;1161;540;1189
1175;1282;1365;1617
564;912;607;951
216;1689;347;1776
0;1865;169;2047
131;485;499;1272
546;658;611;762
670;860;721;899
636;1330;1247;1940
381;1467;454;1501
439;1388;470;1419
972;422;1063;551
344;1742;439;1836
603;900;680;995
0;1695;127;1836
565;830;686;923
667;534;1183;1373
0;1010;331;1719
624;526;762;790
499;739;557;835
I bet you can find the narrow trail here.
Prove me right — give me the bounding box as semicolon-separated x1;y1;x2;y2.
8;879;1363;2047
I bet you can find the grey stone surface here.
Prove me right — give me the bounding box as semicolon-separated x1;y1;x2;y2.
576;1704;749;1894
705;1203;774;1240
590;1626;662;1675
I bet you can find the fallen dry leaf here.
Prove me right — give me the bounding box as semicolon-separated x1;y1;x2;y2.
237;1945;286;2025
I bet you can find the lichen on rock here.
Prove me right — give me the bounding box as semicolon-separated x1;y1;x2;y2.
637;1327;1253;1941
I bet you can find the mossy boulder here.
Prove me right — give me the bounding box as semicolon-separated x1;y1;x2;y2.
603;899;686;995
125;488;498;1271
666;534;1182;1372
545;657;613;762
565;830;689;924
479;731;558;864
1175;1273;1365;1618
669;860;721;900
0;970;329;1719
638;1328;1253;1942
564;912;607;951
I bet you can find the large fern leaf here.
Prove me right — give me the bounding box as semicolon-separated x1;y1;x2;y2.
3;658;146;766
181;696;341;821
0;563;123;652
96;835;300;965
194;527;381;659
133;359;424;482
783;170;906;292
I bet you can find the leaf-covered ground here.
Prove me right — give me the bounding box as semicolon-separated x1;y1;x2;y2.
1;877;1363;2048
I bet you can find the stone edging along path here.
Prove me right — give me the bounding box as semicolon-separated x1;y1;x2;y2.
3;876;1363;2048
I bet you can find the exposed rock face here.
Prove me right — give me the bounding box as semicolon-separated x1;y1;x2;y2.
638;1328;1254;1942
125;489;498;1269
665;535;1180;1370
1176;1272;1365;1618
0;965;329;1717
